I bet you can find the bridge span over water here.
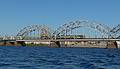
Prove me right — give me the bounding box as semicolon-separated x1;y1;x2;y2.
0;20;120;48
16;38;120;42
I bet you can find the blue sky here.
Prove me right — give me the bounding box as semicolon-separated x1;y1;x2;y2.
0;0;120;36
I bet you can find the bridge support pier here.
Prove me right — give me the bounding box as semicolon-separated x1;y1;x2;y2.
49;41;66;47
16;41;26;46
49;41;60;47
0;41;26;46
0;42;17;46
107;41;118;48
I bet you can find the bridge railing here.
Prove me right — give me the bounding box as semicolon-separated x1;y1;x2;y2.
0;36;23;40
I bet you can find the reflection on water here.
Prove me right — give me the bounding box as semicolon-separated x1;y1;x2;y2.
0;46;120;69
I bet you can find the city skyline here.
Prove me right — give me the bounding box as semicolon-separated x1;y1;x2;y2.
0;0;120;36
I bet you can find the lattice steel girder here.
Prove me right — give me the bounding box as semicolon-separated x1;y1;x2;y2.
53;20;113;38
110;24;120;38
111;24;120;33
17;25;52;39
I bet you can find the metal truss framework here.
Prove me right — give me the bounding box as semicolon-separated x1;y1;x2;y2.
17;25;51;39
110;24;120;38
16;20;120;39
53;20;113;38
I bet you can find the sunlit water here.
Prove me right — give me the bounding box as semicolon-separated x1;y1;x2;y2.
0;46;120;69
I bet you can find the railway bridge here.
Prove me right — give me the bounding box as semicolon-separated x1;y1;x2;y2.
0;20;120;48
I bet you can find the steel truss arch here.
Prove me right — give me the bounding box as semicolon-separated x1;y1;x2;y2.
110;24;120;38
17;24;51;39
53;20;112;38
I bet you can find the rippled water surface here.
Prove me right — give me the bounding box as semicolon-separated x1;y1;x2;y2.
0;46;120;69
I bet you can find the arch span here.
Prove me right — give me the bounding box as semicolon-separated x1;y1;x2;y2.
17;25;51;39
53;20;112;38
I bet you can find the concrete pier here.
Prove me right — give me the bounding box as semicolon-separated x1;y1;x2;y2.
107;41;117;48
0;39;120;48
0;41;26;46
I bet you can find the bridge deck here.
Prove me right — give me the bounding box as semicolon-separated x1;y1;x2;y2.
16;38;120;42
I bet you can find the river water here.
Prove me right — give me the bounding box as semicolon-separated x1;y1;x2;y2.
0;46;120;69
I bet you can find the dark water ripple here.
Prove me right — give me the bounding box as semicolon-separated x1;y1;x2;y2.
0;46;120;69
